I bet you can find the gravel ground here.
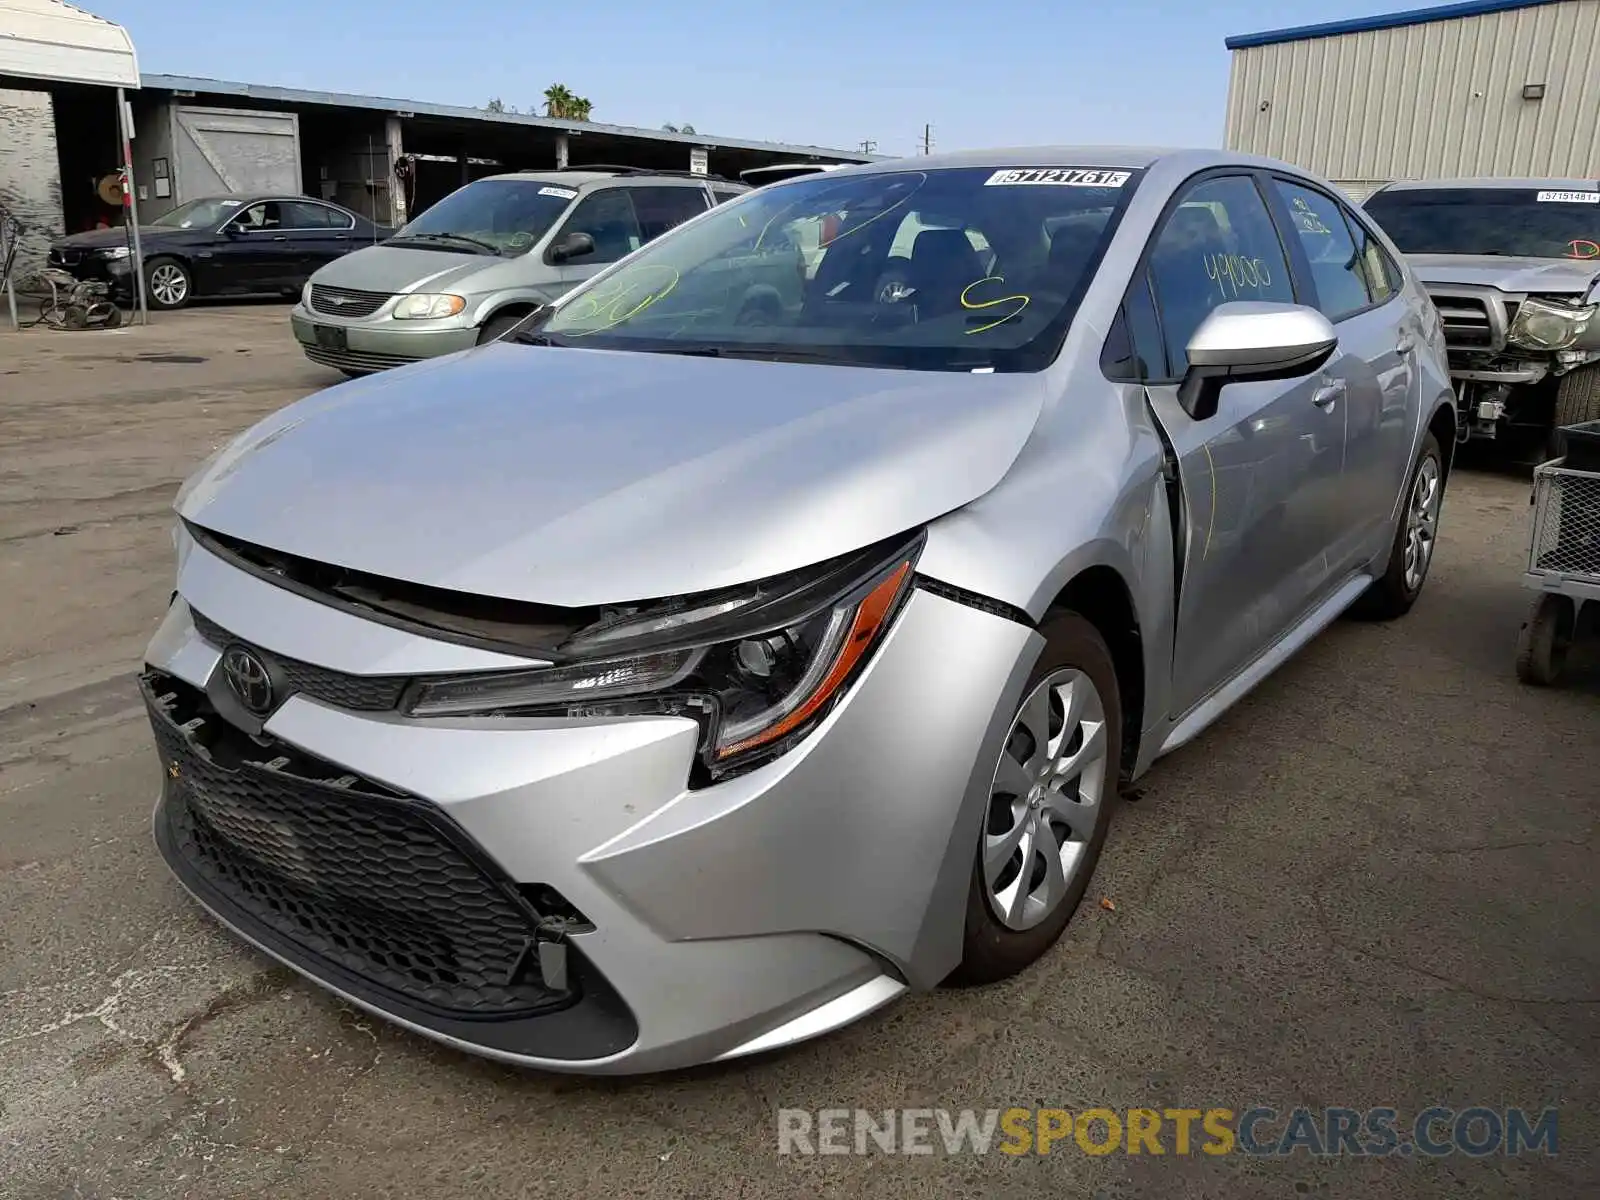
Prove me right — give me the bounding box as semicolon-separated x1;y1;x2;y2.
1;307;1596;1199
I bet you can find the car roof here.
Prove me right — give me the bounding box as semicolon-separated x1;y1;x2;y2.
1374;176;1600;192
795;146;1306;181
481;169;738;190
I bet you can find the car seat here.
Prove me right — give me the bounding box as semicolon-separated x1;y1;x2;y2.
906;228;987;317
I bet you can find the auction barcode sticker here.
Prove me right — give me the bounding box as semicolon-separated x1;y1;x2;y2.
1535;190;1600;204
985;168;1132;188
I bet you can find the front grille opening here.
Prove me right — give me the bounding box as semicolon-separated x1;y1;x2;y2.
519;884;595;932
189;608;410;713
308;284;391;318
147;670;575;1018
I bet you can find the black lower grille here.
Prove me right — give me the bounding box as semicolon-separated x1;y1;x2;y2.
303;344;421;374
146;672;568;1018
189;608;409;712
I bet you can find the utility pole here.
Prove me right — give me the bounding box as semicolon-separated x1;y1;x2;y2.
858;138;877;154
922;124;933;155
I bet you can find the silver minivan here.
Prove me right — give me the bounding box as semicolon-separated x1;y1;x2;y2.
291;167;747;375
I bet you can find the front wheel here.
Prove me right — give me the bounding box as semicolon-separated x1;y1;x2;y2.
1515;593;1574;686
1554;364;1600;429
952;612;1121;985
144;257;191;310
1352;432;1445;620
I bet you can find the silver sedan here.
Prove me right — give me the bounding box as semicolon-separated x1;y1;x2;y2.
147;146;1455;1073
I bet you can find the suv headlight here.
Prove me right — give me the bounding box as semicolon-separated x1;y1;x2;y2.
1507;296;1597;351
393;292;467;320
404;533;924;781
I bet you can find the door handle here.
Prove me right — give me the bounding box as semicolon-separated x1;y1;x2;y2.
1312;380;1346;410
272;234;287;241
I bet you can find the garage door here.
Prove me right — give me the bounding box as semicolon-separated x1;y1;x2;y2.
173;105;301;198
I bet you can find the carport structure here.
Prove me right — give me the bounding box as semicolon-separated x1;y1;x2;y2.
0;0;147;325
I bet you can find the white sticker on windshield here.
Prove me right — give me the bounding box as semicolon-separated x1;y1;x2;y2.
220;199;242;206
539;186;578;199
1536;190;1600;204
984;168;1131;188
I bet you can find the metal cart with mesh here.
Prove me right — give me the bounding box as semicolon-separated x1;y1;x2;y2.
1516;420;1600;686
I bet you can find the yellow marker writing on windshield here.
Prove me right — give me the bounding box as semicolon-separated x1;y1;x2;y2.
960;275;1030;335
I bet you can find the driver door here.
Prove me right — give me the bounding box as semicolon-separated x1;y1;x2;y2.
1128;174;1349;718
209;201;290;293
545;187;642;291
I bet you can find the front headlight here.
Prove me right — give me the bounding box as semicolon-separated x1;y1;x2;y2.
405;534;924;781
302;279;314;306
393;292;467;320
1507;297;1596;351
99;245;130;260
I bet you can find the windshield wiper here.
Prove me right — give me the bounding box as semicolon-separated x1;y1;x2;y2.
389;232;502;255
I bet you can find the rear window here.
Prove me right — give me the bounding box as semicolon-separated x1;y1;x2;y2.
1363;187;1600;260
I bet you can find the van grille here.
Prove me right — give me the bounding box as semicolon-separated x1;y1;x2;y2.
309;284;391;318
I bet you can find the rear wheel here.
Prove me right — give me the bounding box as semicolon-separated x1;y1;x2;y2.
953;612;1121;985
1352;432;1444;620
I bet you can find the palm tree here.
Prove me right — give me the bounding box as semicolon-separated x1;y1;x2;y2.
543;84;593;121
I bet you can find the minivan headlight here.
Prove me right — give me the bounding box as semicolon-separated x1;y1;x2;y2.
394;293;467;320
1507;297;1596;351
405;534;923;781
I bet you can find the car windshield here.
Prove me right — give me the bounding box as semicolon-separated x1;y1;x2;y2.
392;178;577;255
534;165;1141;372
1363;187;1600;260
150;198;246;230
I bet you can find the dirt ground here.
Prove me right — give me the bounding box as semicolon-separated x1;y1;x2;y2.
1;306;1596;1199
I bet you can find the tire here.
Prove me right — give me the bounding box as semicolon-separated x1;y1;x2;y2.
1515;593;1574;686
1352;432;1445;621
144;257;192;310
476;312;529;345
952;611;1122;985
1554;364;1600;429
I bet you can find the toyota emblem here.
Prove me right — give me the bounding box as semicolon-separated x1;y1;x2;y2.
222;646;275;715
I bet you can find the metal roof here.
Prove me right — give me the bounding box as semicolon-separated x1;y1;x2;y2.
140;73;876;164
0;0;138;87
1225;0;1566;50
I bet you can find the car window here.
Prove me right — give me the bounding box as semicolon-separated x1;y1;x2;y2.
283;201;343;229
556;188;642;264
1272;180;1371;321
1362;186;1600;259
1147;175;1295;373
712;188;743;205
630;186;709;242
1340;206;1397;307
232;201;282;230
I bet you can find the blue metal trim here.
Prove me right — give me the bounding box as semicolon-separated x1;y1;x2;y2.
1226;0;1564;50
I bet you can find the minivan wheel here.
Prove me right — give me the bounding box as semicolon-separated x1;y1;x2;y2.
953;612;1121;985
1352;432;1444;621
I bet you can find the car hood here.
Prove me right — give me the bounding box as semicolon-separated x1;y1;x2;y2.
54;226;175;249
311;242;504;294
1407;253;1600;297
177;343;1047;606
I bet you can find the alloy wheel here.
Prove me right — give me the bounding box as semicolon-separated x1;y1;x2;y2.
983;667;1109;932
150;264;188;307
1403;455;1441;592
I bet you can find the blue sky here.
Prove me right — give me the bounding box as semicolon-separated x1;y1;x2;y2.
95;0;1401;155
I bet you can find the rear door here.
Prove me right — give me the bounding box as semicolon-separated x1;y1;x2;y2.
628;184;711;243
1265;177;1414;570
282;200;358;282
1113;173;1349;718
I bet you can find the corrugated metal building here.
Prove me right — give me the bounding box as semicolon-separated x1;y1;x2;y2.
1224;0;1600;200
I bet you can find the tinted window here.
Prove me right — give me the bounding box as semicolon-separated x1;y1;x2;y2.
283;201;346;229
713;188;743;205
1273;180;1370;320
1362;187;1600;259
151;197;247;230
556;188;642;264
539;165;1140;373
630;186;709;241
1147;176;1294;373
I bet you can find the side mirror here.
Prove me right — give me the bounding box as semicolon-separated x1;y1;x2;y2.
1178;302;1337;420
549;231;595;263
